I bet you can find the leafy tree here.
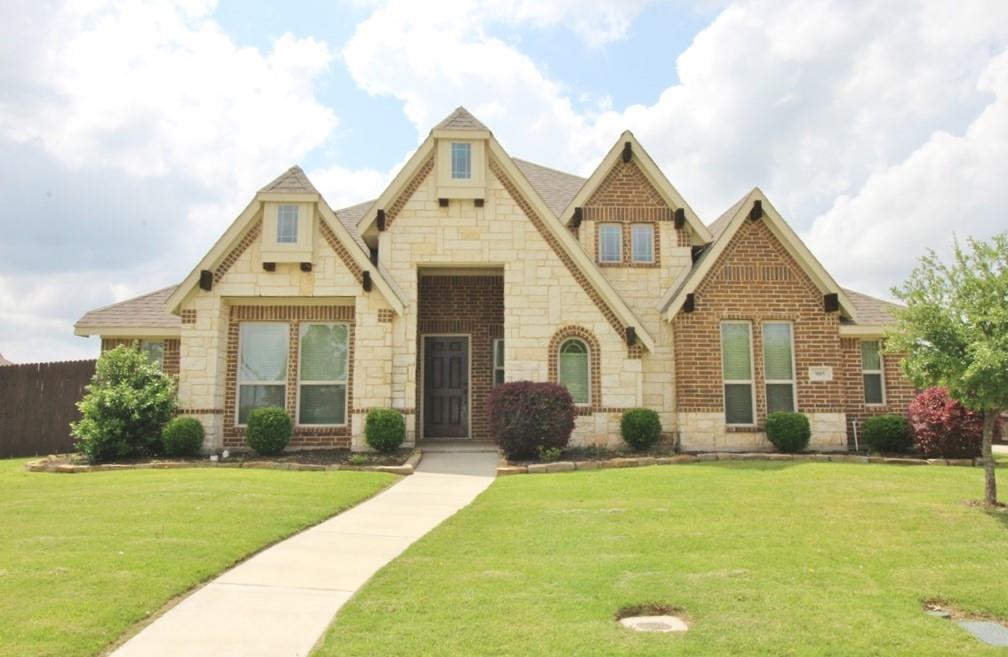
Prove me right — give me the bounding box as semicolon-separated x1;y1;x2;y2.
72;345;177;462
888;233;1007;506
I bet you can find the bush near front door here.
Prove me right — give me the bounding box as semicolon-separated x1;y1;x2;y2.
487;381;575;460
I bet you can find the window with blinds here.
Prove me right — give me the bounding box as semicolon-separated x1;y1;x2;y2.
630;223;654;263
721;321;754;425
237;323;288;424
861;340;885;405
598;224;622;263
558;338;590;405
492;339;505;386
762;322;796;413
298;323;349;425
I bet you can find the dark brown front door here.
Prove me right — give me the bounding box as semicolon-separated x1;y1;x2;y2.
423;336;469;438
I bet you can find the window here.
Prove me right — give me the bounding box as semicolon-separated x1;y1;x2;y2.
598;224;622;263
492;339;505;386
631;224;655;263
558;338;590;405
721;321;755;425
237;323;288;424
277;205;299;243
298;323;349;425
861;340;886;405
451;142;471;179
762;322;796;413
140;340;164;370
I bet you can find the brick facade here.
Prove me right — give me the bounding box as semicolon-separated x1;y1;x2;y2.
547;326;603;415
416;275;503;441
840;339;918;446
100;337;180;377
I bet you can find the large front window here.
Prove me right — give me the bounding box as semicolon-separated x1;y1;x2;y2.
721;321;754;425
237;323;288;424
558;338;590;405
298;323;349;425
451;142;471;179
762;322;796;413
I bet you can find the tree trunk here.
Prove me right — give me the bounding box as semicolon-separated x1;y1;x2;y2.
981;409;998;506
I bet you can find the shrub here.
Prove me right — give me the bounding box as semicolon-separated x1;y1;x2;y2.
765;411;810;453
861;414;913;453
245;407;292;456
907;387;983;458
365;408;406;453
348;454;369;466
72;346;177;462
487;381;575;460
537;446;563;463
620;408;662;451
161;417;205;457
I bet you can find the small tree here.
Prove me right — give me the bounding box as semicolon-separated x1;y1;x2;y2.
72;345;177;462
888;233;1007;506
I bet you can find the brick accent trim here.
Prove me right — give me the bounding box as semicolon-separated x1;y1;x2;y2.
181;310;196;324
489;158;629;343
176;408;225;415
319;219;364;283
594;219;661;268
224;304;356;448
215;219;261;283
547;325;603;416
386;156;434;228
163;339;180;376
377;309;394;323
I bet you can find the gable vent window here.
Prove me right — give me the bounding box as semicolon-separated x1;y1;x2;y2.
451;142;471;179
598;224;622;263
861;340;886;405
277;205;299;243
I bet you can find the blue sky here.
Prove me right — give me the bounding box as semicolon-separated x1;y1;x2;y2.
1;0;1007;362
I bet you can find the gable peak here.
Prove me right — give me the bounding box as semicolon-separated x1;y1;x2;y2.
258;165;319;195
434;106;490;133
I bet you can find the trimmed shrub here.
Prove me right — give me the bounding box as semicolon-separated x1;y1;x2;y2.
765;411;810;453
620;408;662;451
245;407;292;456
487;381;575;460
907;387;983;458
365;408;406;453
162;417;205;457
861;414;913;453
72;345;177;462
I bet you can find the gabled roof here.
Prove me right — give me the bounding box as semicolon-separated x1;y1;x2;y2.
660;188;857;322
434;106;490;132
841;288;902;326
75;286;180;336
559;132;713;244
259;165;319;194
512;159;586;217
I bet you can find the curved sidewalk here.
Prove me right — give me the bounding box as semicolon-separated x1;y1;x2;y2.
111;448;498;657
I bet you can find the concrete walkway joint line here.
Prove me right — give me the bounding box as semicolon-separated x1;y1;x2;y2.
110;449;498;657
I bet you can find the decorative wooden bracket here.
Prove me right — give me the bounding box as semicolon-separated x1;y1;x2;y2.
622;141;632;163
683;293;696;313
749;200;763;221
362;270;372;292
262;262;276;272
572;207;583;228
199;270;213;291
300;262;312;273
823;293;839;313
674;208;685;229
625;326;636;347
376;209;387;232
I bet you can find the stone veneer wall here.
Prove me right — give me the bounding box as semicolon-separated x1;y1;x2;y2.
416;275;503;441
673;218;847;451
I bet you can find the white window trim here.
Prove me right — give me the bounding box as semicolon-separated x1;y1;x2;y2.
762;321;797;413
295;322;350;427
598;223;622;263
720;320;756;427
861;340;887;406
630;223;655;263
557;337;592;406
277;204;299;243
450;142;471;180
492;338;505;387
236;322;289;427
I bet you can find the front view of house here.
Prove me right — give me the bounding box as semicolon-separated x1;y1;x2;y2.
76;107;915;452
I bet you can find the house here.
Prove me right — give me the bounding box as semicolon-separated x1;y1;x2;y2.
75;107;915;453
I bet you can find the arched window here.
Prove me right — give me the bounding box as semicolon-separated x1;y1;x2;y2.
558;338;590;405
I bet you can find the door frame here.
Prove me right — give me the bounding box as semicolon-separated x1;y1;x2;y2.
419;333;472;440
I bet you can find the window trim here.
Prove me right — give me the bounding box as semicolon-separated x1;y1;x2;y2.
630;223;655;263
861;339;887;406
450;142;472;180
557;337;591;406
762;321;797;414
236;322;289;427
295;322;350;427
598;223;623;264
492;338;505;387
720;320;756;427
276;204;299;244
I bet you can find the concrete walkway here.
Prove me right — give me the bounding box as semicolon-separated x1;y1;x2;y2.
111;447;499;657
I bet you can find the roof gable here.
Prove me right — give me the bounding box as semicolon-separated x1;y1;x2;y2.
75;286;180;336
434;106;490;132
259;165;319;194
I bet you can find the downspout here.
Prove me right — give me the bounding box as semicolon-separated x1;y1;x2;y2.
852;418;860;453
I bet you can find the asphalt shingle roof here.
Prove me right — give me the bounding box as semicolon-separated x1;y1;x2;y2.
259;166;319;194
841;288;903;326
75;286;180;332
512;158;586;217
434;106;490;132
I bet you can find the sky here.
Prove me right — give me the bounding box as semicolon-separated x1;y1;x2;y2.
1;0;1007;363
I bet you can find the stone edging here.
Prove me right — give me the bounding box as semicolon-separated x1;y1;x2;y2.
24;449;424;476
496;452;989;476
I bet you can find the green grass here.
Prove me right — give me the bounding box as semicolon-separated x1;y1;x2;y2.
0;458;393;657
318;462;1008;657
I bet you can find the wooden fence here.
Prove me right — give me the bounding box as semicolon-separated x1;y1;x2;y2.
0;359;96;458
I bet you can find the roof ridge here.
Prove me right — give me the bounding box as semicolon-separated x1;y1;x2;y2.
258;165;319;194
510;157;586;181
86;285;179;315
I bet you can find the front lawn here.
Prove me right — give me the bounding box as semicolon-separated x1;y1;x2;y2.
0;458;393;657
318;462;1007;657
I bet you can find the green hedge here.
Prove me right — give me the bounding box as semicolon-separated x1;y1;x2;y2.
365;408;406;453
245;407;292;456
161;417;204;457
620;408;662;451
766;412;810;453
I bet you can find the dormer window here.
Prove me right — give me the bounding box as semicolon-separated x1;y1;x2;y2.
451;143;471;179
277;205;299;243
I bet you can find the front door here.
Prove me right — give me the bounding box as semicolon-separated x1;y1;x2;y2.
423;336;469;438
